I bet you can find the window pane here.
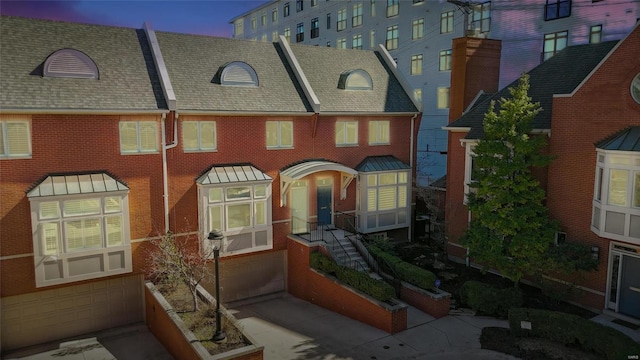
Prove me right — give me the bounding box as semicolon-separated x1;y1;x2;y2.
228;203;251;228
379;173;397;185
40;202;60;219
255;202;266;225
7;122;30;156
398;172;408;184
227;187;251;200
346;122;357;143
209;188;223;202
634;172;640;208
266;122;278;147
119;122;138;152
255;185;266;198
378;187;396;210
367;174;377;186
367;189;377;211
139;122;157;152
42;223;59;255
209;205;222;231
609;169;628;206
66;219;102;250
336;122;345;144
379;121;389;143
398;185;407;207
200;122;216;150
182;121;199;150
105;197;121;213
64;199;101;216
106;216;123;246
280;121;293;147
369;122;377;144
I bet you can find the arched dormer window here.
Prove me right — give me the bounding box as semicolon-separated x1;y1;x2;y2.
338;69;373;90
217;61;259;87
43;49;99;79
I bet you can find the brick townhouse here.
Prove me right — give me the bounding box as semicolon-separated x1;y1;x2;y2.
444;23;640;320
0;16;421;351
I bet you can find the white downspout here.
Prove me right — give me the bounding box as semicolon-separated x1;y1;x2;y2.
162;112;179;233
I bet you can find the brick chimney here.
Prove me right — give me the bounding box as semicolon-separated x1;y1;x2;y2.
449;37;502;123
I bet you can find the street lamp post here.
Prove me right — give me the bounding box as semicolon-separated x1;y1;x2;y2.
208;229;226;342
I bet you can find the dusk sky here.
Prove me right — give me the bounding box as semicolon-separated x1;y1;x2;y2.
0;0;270;37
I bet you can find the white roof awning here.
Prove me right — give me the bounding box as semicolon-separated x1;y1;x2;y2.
27;172;128;198
196;164;272;185
280;160;357;206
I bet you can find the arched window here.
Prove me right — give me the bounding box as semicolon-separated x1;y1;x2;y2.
43;49;99;79
217;61;259;87
338;69;373;90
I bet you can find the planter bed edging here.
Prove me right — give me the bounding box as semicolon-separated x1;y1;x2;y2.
400;282;451;319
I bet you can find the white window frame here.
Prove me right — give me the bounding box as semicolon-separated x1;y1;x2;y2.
369;120;390;145
359;170;410;233
592;149;640;246
0;115;31;159
119;118;159;154
29;192;132;287
336;120;359;146
200;182;273;257
182;120;217;152
266;121;293;149
463;141;478;204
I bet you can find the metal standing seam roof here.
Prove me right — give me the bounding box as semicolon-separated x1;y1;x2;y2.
196;165;272;185
26;173;129;197
596;127;640;151
355;155;411;172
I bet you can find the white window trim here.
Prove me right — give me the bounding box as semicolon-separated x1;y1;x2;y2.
266;121;293;149
591;149;640;246
369;120;390;145
336;120;359;147
359;170;410;233
0;115;32;159
119;118;159;154
199;181;273;257
29;192;132;287
182;120;217;152
463;141;478;204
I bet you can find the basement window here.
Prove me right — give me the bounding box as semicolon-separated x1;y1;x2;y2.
43;49;99;79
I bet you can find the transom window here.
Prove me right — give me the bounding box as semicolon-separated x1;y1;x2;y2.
266;121;293;149
336;120;358;146
0;116;31;158
119;119;158;154
182;120;216;152
369;120;390;145
412;18;424;40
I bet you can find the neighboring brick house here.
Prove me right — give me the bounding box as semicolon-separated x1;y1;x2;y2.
0;16;420;350
444;24;640;320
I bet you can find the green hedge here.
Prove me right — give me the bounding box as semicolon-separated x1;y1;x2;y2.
509;308;640;360
367;245;437;291
459;281;522;318
310;252;395;302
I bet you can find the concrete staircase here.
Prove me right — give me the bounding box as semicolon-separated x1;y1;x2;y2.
324;230;374;275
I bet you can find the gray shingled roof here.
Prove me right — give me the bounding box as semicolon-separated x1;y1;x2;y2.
356;155;410;172
596;127;640;151
0;16;165;111
449;41;618;139
287;45;418;113
154;32;311;113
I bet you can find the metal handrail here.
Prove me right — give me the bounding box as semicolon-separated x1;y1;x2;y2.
333;211;358;234
325;229;366;273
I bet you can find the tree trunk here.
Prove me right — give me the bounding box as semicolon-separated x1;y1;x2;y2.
192;288;199;312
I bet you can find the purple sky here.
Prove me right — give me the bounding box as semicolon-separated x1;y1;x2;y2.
0;0;269;37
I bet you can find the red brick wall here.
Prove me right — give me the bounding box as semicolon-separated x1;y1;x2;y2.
445;131;470;247
400;284;451;318
546;28;640;307
287;238;407;333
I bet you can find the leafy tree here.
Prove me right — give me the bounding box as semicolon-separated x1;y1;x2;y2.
462;74;557;286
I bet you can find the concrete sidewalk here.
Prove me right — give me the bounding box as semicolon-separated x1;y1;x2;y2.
227;293;518;360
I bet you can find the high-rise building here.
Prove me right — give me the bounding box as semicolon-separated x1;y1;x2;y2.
230;0;640;184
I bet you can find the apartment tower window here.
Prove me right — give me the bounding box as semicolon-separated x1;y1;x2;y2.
412;18;424;40
542;30;568;61
441;10;454;34
386;25;399;50
386;0;399;17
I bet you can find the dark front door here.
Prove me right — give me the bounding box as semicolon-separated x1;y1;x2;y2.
317;185;332;226
619;255;640;319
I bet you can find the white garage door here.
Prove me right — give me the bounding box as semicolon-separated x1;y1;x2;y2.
1;274;143;351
